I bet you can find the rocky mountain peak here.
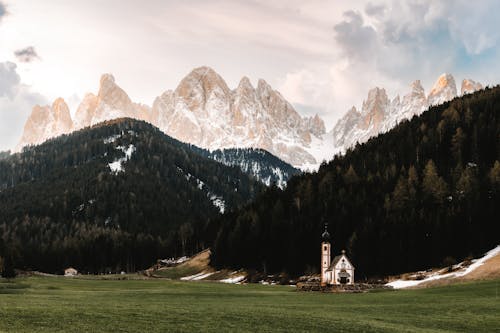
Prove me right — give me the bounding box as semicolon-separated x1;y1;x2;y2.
305;114;326;138
176;66;231;102
51;98;73;129
461;79;483;95
97;73;133;109
236;76;255;94
363;87;389;112
410;80;425;95
428;73;457;106
256;79;273;99
359;87;389;132
72;74;150;130
16;98;73;151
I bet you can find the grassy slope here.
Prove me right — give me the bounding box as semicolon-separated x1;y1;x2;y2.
0;277;499;333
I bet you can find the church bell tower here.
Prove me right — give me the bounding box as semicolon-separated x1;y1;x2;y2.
320;223;331;286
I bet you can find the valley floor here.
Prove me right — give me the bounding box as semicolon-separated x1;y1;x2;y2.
1;277;499;332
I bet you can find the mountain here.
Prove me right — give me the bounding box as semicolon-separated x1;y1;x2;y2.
332;73;482;151
461;79;483;95
150;67;326;167
17;67;326;168
16;69;485;170
427;73;457;106
0;118;264;272
212;85;500;277
74;74;151;128
17;98;73;150
191;147;301;189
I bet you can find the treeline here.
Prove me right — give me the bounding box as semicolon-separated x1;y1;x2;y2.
194;147;300;187
212;86;500;278
0;119;263;273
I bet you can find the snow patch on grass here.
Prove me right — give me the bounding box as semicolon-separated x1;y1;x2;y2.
387;244;500;289
220;275;246;284
180;271;214;281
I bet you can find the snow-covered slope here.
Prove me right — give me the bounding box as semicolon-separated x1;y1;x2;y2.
461;79;483;95
17;70;484;170
331;73;483;153
427;73;457;106
197;148;300;189
17;67;327;169
150;67;326;167
387;245;500;289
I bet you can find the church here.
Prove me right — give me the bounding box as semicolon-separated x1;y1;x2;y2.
320;224;355;286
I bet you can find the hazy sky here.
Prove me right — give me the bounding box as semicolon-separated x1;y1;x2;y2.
1;0;500;151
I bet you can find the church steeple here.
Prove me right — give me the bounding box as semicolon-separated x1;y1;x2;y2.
321;222;330;242
320;222;331;286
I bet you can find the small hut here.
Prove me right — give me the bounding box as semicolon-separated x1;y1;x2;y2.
64;267;78;277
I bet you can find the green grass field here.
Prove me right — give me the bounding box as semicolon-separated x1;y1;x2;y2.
0;277;499;332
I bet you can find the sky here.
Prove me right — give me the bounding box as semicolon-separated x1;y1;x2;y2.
1;0;500;151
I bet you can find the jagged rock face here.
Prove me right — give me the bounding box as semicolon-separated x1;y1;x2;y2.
360;87;389;132
74;93;98;129
332;107;361;147
150;66;326;167
332;88;390;148
427;73;457;106
74;74;151;129
387;80;428;129
461;79;483;95
17;98;73;150
332;74;480;152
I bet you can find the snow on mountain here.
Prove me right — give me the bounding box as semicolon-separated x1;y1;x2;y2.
427;73;457;106
150;67;326;168
16;69;484;171
461;79;483;95
331;73;482;153
17;98;73;151
202;148;301;189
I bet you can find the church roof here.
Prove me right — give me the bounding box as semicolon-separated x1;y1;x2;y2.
326;252;355;271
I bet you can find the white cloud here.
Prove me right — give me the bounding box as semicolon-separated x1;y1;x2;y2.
0;0;499;143
0;1;6;21
0;61;20;98
0;62;47;151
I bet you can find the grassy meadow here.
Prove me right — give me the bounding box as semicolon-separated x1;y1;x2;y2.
0;276;499;333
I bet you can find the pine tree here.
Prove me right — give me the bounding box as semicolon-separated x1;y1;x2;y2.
422;159;448;204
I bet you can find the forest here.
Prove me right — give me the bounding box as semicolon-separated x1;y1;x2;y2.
211;86;500;278
0;119;264;273
1;85;499;278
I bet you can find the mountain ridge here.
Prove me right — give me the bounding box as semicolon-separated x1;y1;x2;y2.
331;73;484;151
17;68;484;169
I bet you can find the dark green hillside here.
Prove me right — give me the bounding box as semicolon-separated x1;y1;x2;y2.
191;147;300;188
0;119;263;273
212;86;500;277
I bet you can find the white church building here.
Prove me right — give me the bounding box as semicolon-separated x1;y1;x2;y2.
320;224;355;286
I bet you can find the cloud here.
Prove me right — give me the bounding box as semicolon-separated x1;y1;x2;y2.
0;61;21;98
334;10;377;62
14;46;40;63
330;1;500;97
0;62;48;151
0;2;6;21
365;2;385;17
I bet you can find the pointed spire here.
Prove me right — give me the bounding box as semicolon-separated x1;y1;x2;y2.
322;222;330;242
